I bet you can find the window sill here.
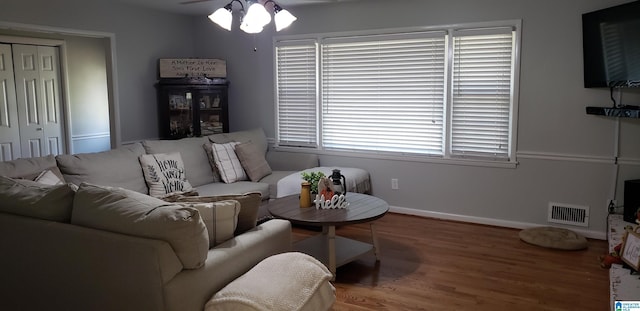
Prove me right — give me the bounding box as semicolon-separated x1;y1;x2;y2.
273;146;518;169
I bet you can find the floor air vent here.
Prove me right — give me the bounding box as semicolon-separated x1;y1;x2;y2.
547;203;589;227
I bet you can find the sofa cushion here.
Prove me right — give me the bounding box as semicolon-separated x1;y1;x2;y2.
0;154;65;181
139;153;194;198
210;142;248;183
142;137;214;188
56;143;148;194
234;141;272;182
71;183;209;269
0;176;75;222
166;192;261;235
196;181;269;200
207;132;233;145
178;200;240;248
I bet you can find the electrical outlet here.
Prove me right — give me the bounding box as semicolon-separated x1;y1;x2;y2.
391;178;399;190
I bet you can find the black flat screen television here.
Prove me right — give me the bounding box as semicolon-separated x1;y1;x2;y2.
582;1;640;88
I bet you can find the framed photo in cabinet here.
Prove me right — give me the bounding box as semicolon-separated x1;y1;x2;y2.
169;95;187;110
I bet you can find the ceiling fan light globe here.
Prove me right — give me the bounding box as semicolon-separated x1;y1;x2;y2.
240;20;264;33
208;7;233;31
244;2;271;28
274;9;296;31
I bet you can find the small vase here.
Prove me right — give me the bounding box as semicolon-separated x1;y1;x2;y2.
300;182;312;208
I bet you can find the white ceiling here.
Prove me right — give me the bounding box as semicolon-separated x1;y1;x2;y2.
115;0;349;16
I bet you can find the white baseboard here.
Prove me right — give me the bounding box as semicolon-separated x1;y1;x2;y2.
389;206;607;240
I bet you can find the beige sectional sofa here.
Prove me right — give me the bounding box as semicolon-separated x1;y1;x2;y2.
0;128;323;311
0;129;370;311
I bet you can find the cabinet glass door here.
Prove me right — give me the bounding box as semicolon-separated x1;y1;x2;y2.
168;91;193;137
197;91;224;136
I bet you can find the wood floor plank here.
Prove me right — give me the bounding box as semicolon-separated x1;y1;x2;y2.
292;213;609;311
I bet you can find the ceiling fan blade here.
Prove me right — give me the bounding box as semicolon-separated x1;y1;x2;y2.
180;0;213;5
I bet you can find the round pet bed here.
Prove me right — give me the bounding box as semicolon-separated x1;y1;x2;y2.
519;226;588;250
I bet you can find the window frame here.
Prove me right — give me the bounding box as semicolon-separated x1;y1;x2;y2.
273;20;521;168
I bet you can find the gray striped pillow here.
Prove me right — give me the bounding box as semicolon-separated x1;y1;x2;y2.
211;142;248;183
178;200;240;247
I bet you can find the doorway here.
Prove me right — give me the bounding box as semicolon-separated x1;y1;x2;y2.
0;22;120;160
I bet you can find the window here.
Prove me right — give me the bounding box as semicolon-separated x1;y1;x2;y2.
274;21;520;164
450;29;516;160
275;40;318;147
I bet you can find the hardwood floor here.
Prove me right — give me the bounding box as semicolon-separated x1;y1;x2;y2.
291;213;609;311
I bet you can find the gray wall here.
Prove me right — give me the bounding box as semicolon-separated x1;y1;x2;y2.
63;35;111;153
0;0;196;143
193;0;640;237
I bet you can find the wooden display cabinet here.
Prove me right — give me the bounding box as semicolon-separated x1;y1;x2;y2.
156;77;229;139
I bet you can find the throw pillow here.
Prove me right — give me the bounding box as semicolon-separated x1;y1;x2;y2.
210;142;248;183
165;192;261;235
142;137;214;187
178;200;240;248
234;141;272;182
71;183;208;269
202;142;222;183
139;153;194;198
34;169;65;185
0;176;75;222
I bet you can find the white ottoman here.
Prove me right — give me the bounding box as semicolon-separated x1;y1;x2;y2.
205;252;336;311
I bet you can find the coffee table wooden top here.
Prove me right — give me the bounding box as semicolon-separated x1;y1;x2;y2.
267;193;389;227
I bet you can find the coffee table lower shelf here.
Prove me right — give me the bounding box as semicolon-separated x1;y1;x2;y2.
266;193;388;280
294;234;375;279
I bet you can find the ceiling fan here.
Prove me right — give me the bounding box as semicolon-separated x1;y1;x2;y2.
179;0;344;5
195;0;298;33
180;0;216;5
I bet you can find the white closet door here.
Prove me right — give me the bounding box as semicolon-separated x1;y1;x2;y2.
36;46;63;156
13;44;63;158
0;44;20;161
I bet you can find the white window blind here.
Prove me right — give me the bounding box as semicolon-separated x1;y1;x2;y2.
451;29;515;160
275;42;318;147
321;33;446;155
274;22;520;164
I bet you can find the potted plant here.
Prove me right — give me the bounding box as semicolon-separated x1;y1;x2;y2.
301;171;325;194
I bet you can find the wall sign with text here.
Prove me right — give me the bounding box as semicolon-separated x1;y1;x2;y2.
159;58;227;78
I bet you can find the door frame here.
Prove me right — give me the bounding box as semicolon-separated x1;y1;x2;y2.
0;21;121;152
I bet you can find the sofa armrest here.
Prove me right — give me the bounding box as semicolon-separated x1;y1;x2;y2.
163;219;292;311
0;212;183;311
266;150;319;171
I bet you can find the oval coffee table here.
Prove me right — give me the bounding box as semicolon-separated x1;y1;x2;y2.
267;193;389;280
